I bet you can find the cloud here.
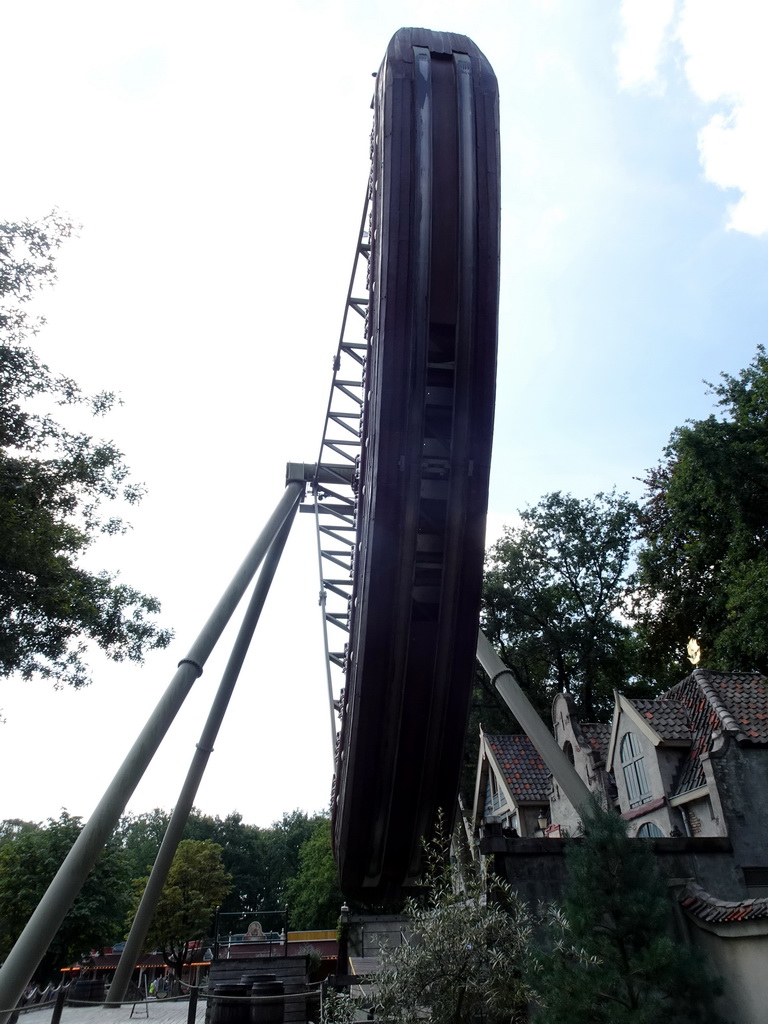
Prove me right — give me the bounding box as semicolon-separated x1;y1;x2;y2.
615;0;676;93
697;108;768;235
677;0;768;235
617;0;768;236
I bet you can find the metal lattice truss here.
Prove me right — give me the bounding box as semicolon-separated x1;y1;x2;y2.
307;184;371;688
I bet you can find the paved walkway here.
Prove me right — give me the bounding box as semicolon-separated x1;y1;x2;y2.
17;999;204;1024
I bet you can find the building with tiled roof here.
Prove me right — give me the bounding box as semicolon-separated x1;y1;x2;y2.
603;669;768;862
629;698;692;741
471;729;551;838
485;734;551;802
471;666;768;1024
548;692;617;835
578;721;611;763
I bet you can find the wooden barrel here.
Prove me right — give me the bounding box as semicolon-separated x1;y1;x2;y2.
210;983;250;1024
250;980;284;1024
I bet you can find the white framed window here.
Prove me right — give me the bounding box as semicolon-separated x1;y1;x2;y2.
620;732;652;809
637;821;663;838
488;771;505;812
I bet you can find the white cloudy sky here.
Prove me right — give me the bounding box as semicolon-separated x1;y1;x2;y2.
1;0;766;830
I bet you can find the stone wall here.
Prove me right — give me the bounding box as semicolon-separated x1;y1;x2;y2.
480;834;740;903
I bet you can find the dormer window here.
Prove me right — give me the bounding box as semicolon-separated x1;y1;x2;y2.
620;731;652;808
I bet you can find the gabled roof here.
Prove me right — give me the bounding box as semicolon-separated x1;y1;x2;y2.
606;691;687;771
664;668;768;795
667;668;768;743
485;734;550;803
631;699;692;741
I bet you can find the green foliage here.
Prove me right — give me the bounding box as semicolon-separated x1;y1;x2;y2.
321;987;358;1024
0;818;38;846
116;809;172;881
0;212;171;687
483;491;648;721
375;825;532;1024
285;817;344;929
182;810;275;915
260;809;329;910
133;838;231;978
117;807;332;930
528;803;722;1023
0;812;131;981
635;345;768;679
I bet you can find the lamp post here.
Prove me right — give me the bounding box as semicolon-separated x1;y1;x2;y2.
336;903;350;979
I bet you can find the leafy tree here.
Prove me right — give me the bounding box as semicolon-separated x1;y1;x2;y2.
0;212;171;687
635;345;768;680
375;825;532;1024
260;809;328;909
117;807;333;933
133;838;231;981
0;818;38;847
528;803;722;1023
182;810;274;915
285;817;344;929
116;809;172;880
483;491;646;721
0;811;131;981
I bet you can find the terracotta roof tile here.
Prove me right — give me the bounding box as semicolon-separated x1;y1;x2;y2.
679;883;768;924
631;699;691;741
486;734;550;803
579;722;611;763
662;669;768;795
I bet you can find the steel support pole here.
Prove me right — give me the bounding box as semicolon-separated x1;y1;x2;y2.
0;480;304;1024
108;502;298;1004
476;629;592;818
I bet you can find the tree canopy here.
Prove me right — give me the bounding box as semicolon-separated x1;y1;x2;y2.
483;490;646;721
635;344;768;680
285;816;344;930
117;807;333;921
0;805;336;980
0;812;131;982
132;839;231;979
0;213;171;686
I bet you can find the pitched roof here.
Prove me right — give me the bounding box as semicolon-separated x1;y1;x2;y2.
485;734;550;803
679;883;768;924
663;668;768;794
631;699;692;741
579;722;611;764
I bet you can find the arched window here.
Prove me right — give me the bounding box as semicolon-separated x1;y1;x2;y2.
563;741;575;765
637;821;664;838
620;732;652;808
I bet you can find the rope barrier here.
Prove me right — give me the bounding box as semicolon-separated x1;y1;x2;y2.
0;977;325;1013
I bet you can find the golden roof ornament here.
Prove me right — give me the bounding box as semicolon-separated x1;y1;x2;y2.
687;637;701;666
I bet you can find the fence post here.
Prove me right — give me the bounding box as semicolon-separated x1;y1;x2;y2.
50;985;66;1024
186;985;198;1024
